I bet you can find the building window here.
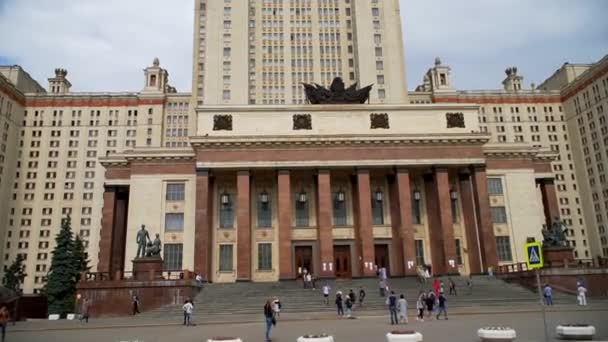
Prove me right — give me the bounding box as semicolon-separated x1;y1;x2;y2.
219;193;234;228
257;191;272;228
165;213;184;232
455;239;463;265
295;193;309;227
258;243;272;271
333;191;347;226
166;183;185;201
163;244;183;271
415;240;425;265
491;206;508;224
487;178;503;195
372;191;384;225
496;236;513;262
219;244;233;272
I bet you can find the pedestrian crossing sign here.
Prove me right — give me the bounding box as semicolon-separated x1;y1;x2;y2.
525;242;544;269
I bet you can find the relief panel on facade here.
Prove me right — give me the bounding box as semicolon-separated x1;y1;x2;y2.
446;112;465;128
293;114;312;130
370;113;390;129
332;227;355;240
213;114;233;131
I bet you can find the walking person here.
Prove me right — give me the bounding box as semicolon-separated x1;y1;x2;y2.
182;299;194;326
387;291;398;325
467;276;473;294
302;269;309;289
272;297;282;317
433;278;440;297
264;299;275;342
79;298;90;324
397;294;408;324
543;284;554;306
577;283;588;306
379;279;386;297
322;282;331;305
448;277;457;296
425;290;436;320
306;272;313;290
132;295;141;315
0;306;9;342
436;292;448;320
416;292;426;322
335;291;344;316
344;295;353;318
359;286;366;307
348;289;356;305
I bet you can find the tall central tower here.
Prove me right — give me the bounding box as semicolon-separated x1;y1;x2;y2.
191;0;408;106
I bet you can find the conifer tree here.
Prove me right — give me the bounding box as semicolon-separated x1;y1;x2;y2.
45;215;77;316
72;235;90;282
2;254;27;293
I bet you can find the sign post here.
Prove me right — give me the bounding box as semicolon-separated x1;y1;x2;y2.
525;242;548;342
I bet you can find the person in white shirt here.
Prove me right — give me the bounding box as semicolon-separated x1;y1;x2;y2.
577;283;588;306
182;300;194;326
305;273;313;290
272;297;282;317
322;283;331;305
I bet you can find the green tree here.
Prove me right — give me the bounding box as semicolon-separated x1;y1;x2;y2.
2;254;27;293
72;235;90;282
44;215;77;316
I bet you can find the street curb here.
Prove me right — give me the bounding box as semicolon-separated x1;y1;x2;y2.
8;306;608;333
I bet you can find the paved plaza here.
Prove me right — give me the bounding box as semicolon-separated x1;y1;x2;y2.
6;308;608;342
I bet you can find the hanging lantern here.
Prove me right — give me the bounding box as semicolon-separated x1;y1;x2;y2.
375;188;383;202
450;188;458;200
413;189;421;201
336;188;345;202
298;190;307;203
259;190;269;204
220;191;230;205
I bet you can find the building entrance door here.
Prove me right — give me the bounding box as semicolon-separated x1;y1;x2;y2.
294;246;313;277
375;244;390;276
334;245;352;279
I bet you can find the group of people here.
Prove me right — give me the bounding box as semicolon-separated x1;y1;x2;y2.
301;269;316;289
414;289;448;321
332;287;365;318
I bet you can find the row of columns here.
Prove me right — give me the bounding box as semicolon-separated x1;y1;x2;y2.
192;166;499;281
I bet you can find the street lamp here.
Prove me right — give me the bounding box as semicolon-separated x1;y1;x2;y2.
374;188;383;202
336;188;345;202
220;191;230;205
259;189;269;204
413;189;421;201
450;188;458;200
298;190;307;203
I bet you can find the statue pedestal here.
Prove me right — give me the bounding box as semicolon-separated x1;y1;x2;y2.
132;256;164;281
543;247;574;268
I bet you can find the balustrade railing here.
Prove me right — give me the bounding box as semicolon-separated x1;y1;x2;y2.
79;269;196;282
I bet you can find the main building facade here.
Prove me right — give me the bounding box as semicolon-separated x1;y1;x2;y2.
1;1;607;293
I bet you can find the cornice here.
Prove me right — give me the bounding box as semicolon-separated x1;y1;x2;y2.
100;148;195;167
190;133;491;149
483;143;558;161
195;103;480;112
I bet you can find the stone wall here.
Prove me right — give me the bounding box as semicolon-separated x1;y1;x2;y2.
76;279;200;317
499;267;608;297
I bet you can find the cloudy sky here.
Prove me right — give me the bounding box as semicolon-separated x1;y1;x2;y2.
0;0;606;92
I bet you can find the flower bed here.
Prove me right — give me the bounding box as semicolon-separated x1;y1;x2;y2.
386;330;424;342
556;324;595;340
206;337;243;342
48;314;60;320
477;327;517;341
297;334;335;342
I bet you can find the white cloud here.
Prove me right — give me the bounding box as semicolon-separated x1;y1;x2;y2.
0;0;606;92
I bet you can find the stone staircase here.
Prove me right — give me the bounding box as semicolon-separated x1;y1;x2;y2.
141;276;574;318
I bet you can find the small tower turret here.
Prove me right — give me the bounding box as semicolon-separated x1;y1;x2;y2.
419;57;454;93
143;57;169;93
48;68;72;94
502;67;524;92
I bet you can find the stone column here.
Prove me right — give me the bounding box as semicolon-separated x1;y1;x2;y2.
538;178;559;228
110;190;129;276
389;176;405;277
278;170;294;279
458;173;482;274
317;170;334;278
194;170;213;280
396;169;417;275
472;167;498;272
435;168;458;274
237;171;251;281
356;169;376;277
97;186;117;274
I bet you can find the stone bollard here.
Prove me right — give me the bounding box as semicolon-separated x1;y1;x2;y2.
556;324;595;340
207;338;242;342
297;334;334;342
386;330;423;341
477;327;517;341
